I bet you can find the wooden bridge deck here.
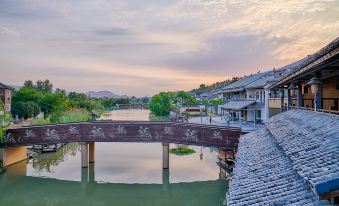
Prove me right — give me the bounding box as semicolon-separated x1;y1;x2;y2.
1;121;243;149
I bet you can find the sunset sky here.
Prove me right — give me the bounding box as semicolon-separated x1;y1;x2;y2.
1;0;339;96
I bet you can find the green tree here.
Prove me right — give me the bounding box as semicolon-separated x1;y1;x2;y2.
11;101;40;119
36;79;53;93
150;92;172;116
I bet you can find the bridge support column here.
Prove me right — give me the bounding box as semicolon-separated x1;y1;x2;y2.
162;143;170;169
88;142;95;163
81;143;89;168
0;146;27;167
162;168;170;191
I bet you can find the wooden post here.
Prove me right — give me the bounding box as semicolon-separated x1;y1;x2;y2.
81;143;89;168
287;88;291;110
297;85;303;108
239;110;242;128
316;87;322;110
254;109;256;126
162;143;169;169
280;88;285;113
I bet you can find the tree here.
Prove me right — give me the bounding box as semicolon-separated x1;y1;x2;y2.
24;80;35;89
36;79;53;93
11;101;40;119
150;92;172;116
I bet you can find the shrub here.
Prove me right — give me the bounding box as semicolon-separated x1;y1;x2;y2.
169;146;196;155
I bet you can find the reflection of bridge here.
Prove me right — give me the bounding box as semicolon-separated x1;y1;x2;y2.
116;103;149;109
0;161;228;206
1;121;242;168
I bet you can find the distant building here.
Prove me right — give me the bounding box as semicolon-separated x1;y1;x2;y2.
0;83;14;112
268;37;339;115
228;109;339;205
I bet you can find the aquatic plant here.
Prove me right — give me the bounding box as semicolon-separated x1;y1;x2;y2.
169;145;196;156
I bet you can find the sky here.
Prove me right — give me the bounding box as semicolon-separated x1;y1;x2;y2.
0;0;339;96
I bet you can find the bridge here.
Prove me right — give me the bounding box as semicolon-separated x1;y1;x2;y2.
116;103;149;109
0;121;243;168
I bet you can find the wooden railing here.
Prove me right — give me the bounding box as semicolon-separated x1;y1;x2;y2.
289;106;339;115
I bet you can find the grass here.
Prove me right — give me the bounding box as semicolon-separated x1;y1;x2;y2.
169;146;196;156
149;113;170;121
33;108;91;125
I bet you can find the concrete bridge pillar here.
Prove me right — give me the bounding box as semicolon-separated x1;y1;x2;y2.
162;168;170;191
81;143;89;168
0;146;27;167
162;143;170;169
89;142;95;163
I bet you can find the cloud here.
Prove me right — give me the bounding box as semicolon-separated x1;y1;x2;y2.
0;0;338;96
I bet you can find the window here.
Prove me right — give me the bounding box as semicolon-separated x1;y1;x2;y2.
256;92;260;100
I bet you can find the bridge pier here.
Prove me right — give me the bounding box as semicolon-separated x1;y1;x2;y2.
81;142;95;168
162;168;170;191
0;146;28;167
162;143;170;169
81;143;89;168
89;142;95;163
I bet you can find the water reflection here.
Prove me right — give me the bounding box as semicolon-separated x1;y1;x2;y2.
32;143;80;173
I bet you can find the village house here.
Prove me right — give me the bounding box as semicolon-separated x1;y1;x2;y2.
0;83;14;112
219;70;285;125
228;37;339;205
268;37;339;115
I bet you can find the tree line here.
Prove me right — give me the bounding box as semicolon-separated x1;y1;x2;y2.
11;80;131;121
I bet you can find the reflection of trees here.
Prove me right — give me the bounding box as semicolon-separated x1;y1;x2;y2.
32;143;80;173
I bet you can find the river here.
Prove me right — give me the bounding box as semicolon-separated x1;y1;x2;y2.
0;110;229;206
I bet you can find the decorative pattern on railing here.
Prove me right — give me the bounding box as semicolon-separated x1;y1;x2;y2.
1;121;243;149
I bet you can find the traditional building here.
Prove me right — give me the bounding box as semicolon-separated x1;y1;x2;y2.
269;37;339;114
219;70;283;125
0;83;14;112
228;109;339;205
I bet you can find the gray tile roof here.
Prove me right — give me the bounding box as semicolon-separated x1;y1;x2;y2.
222;72;269;92
220;100;255;110
265;110;339;195
228;109;339;205
0;83;14;90
245;73;279;89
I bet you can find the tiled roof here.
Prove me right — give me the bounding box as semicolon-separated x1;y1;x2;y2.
245;73;278;89
222;72;269;92
0;83;14;90
228;109;339;205
270;37;339;89
228;127;318;205
266;110;339;195
220;100;255;110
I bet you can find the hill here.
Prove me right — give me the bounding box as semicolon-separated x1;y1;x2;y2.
190;77;239;96
87;91;128;99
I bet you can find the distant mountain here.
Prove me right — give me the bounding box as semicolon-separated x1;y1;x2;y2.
9;85;22;90
87;90;129;99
